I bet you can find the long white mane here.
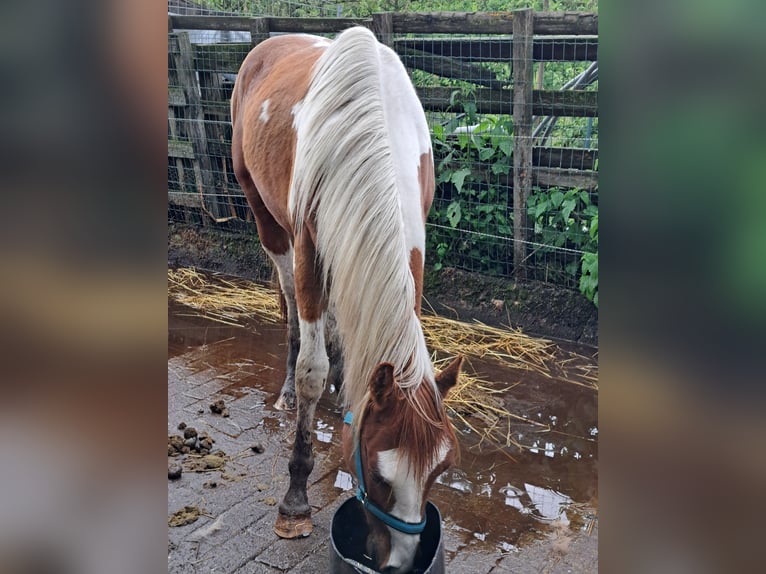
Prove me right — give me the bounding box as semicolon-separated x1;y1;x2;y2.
289;27;434;431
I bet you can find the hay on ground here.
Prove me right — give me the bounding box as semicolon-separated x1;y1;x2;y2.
168;267;597;451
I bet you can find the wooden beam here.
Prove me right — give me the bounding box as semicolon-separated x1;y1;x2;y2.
168;139;194;159
534;167;598;190
401;49;507;91
392;11;515;34
170;15;253;31
264;17;370;33
168;12;597;36
435;159;598;192
168;87;186;107
395;37;598;62
391;11;597;35
533;12;598;35
415;87;598;117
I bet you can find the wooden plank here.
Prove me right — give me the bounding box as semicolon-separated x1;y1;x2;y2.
169;12;596;36
435;159;598;192
265;17;371;33
401;49;507;91
168;139;195;159
415;87;598;117
395;37;598;62
168;86;186;107
169;15;253;31
513;9;534;280
391;11;596;35
533;146;597;170
168;191;202;209
534;167;598;190
392;12;514;34
533;12;598;35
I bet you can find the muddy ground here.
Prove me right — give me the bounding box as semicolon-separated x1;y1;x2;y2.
168;301;598;573
168;222;598;346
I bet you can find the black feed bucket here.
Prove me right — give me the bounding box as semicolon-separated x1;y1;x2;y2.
330;497;444;574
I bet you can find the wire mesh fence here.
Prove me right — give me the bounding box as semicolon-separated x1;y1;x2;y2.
167;2;598;296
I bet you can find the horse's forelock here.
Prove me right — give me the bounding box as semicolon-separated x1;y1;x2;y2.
394;381;456;483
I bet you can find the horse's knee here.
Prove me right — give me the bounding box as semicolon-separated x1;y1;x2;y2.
295;354;329;401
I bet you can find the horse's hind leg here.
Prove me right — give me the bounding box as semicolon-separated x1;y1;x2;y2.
232;158;299;410
325;308;344;391
274;231;329;539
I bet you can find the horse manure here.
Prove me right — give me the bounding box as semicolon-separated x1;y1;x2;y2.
183;427;198;439
177;422;187;431
168;462;183;480
168;505;201;527
250;442;265;454
203;455;225;469
263;496;277;506
208;398;230;417
168;434;184;455
203;481;218;489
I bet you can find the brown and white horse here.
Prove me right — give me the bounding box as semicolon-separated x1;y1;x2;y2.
231;27;462;573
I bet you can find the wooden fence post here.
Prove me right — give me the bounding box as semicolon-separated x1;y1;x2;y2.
250;17;270;47
512;8;534;280
372;13;394;47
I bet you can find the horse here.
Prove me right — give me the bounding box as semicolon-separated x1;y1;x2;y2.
230;27;463;573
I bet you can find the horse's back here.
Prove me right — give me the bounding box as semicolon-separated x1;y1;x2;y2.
231;34;329;234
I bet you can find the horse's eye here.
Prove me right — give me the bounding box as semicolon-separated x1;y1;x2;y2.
371;471;386;485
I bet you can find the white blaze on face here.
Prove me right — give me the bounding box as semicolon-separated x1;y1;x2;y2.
376;439;451;572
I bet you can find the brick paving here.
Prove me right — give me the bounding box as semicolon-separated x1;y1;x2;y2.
168;349;597;573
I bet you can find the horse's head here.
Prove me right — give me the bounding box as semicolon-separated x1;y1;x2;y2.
342;356;462;573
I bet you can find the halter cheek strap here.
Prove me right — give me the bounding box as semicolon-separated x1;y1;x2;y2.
344;412;427;536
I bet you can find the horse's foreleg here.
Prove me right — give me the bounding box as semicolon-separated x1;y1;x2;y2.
274;234;328;539
267;248;299;411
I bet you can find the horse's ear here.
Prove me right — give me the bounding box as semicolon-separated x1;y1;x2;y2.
369;362;396;406
435;356;463;397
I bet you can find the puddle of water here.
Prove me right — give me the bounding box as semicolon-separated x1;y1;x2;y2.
168;296;597;551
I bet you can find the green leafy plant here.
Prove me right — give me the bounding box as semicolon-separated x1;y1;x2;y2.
428;96;514;273
578;210;598;306
527;186;598;303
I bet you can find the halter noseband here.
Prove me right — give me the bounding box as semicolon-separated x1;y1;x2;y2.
343;411;427;535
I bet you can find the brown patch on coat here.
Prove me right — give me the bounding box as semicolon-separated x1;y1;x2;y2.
231;35;327;240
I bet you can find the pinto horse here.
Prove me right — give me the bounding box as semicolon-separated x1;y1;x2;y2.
231;27;462;573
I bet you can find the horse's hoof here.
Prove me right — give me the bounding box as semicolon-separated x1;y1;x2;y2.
274;511;313;539
274;391;296;411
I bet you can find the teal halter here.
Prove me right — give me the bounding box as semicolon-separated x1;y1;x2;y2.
343;411;427;535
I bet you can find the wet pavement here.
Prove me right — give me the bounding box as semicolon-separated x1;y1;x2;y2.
168;299;598;573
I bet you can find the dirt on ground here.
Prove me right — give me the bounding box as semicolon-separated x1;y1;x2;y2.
168;222;597;346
